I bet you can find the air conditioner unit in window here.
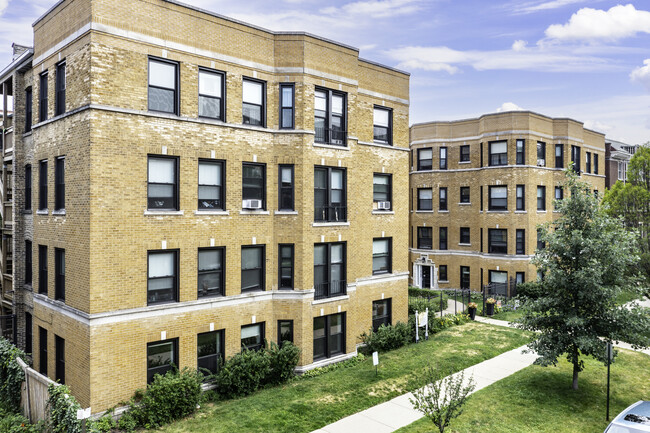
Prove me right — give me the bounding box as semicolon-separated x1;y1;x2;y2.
242;199;263;209
537;159;546;167
377;201;391;210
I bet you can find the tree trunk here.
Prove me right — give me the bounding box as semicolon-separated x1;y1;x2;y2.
572;362;579;390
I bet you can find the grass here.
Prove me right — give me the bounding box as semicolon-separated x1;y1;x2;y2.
615;289;645;305
397;349;650;433
156;322;530;433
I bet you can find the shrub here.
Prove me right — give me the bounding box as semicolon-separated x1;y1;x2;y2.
516;281;544;300
47;384;82;433
87;413;116;433
408;296;448;315
214;348;271;399
266;341;300;386
360;322;413;353
0;406;43;433
0;337;27;412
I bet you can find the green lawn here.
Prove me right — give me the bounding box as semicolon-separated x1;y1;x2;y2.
397;349;650;433
156;323;530;433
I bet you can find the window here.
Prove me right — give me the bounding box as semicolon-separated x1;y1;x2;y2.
313;313;345;360
460;145;470;162
39;327;47;375
25;165;31;210
594;153;599;174
373;174;391;209
537;141;546;167
55;62;65;116
516;272;525;284
25;87;32;132
55;157;64;211
555;144;564;168
198;160;224;210
439;187;448;211
242;79;265;126
460;266;470;289
480;228;484;252
516;139;525;165
25;240;32;286
537;186;546;211
197;330;224;376
417;148;432;170
148;156;178;210
38;245;47;295
314;166;346;222
516;185;525;211
314;242;346;299
372;299;391;331
439;147;448;169
571;145;581;174
242;163;266;210
148;58;178;114
460;187;470;204
373;106;392;144
488;140;507;166
488;229;507;254
39;160;47;211
39;72;48;122
417;188;432;211
25;313;32;356
278;165;294;211
460;227;470;244
372;238;391;275
147;250;178;304
439;265;448;281
279;83;294;129
147;339;178;384
198;248;224;297
488;186;507;211
198;69;225;120
54;249;65;302
585;152;591;173
315;88;346;145
480;186;483;210
278;320;293;344
537;229;545;250
55;335;65;384
439;227;448;250
241;323;264;351
516;229;525;255
417;227;432;250
278;244;293;289
241;246;265;292
554;186;563;208
618;161;627;181
489;270;508;284
480;142;484;166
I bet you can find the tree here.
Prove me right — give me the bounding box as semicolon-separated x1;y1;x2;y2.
518;170;650;390
410;366;475;433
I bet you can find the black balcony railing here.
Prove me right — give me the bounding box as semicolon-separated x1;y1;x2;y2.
314;205;347;222
314;280;347;300
315;127;347;146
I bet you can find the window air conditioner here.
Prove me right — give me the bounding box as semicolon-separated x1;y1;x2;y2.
242;199;263;209
377;201;391;210
537;159;545;167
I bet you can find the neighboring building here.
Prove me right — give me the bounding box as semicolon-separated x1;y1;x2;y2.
0;0;410;411
409;111;605;291
605;139;640;189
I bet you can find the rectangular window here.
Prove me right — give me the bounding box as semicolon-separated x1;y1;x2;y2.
417;188;432;211
39;160;47;211
55;335;65;384
460;186;470;203
313;313;345;360
39;327;47;375
278;320;294;344
480;228;484;252
198;247;224;298
555;144;564;168
148;156;178;210
198;69;225;120
460;227;470;244
38;245;47;295
439;187;448;211
537;229;545;250
488;186;507;211
488;140;507;166
480;142;484;166
198;160;224;210
279;83;294;129
25;240;32;286
372;238;391;275
537;141;546;167
39;72;48;122
516;229;525;255
460;145;470;162
516;139;525;165
25;87;32;132
618;162;627;181
516;185;525;211
148;58;178;114
25;165;31;210
279;165;295;211
554;186;563;207
439;227;448;250
373;174;391;209
315;88;346;145
147;250;178;304
314;166;346;222
571;145;581;174
278;244;294;290
314;242;346;300
55;157;64;211
417;148;432;171
489;270;508;284
197;330;224;376
242;162;266;210
373;106;392;144
585;152;591;173
372;299;391;331
54;248;65;302
594;153;599;174
25;313;32;356
241;246;265;292
439;265;448;281
417;227;432;250
241;323;265;351
537;186;546;211
480;186;484;211
439;147;448;169
488;229;508;254
55;62;66;116
460;266;470;289
147;339;178;384
516;272;525;284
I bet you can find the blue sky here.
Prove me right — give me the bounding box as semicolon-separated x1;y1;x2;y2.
1;0;649;143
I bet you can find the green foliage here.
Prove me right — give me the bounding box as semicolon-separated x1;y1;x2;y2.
86;413;117;433
360;322;413;353
47;384;81;433
516;281;544;300
408;296;448;314
0;337;27;412
266;341;301;386
214;348;271;398
0;404;43;433
299;353;366;379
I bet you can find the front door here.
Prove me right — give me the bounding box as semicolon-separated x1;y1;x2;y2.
422;266;431;288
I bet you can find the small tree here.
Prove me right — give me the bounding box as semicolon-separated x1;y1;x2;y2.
410;367;475;433
519;170;650;390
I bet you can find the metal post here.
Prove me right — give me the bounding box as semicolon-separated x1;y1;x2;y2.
440;293;443;317
606;342;612;421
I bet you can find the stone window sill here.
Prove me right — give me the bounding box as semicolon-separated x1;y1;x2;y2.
194;210;229;215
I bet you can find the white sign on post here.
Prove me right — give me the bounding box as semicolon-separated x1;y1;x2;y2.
372;351;379;366
76;407;91;420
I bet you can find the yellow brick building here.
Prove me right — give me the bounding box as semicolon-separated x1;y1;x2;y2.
409;112;605;292
0;0;410;411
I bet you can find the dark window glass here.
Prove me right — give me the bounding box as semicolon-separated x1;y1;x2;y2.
55;62;66;116
242;78;265;126
516;229;525;255
571;145;581;175
25;240;32;286
54;248;65;302
147;250;178;304
460;186;470;203
417;227;432;250
480;142;484;166
516;272;525;284
39;160;47;211
148;58;178;114
417;188;432;211
554;186;563;209
489;141;507;166
537;229;545;250
460;266;470;289
198;160;224;210
25;312;32;356
372;299;391;331
439;227;448;250
594;153;599;174
516;139;525;165
488;229;508;254
372;238;391;275
241;323;264;351
439;187;448;211
480;228;484;252
480;185;484;210
313;313;345;360
439;265;448;281
55;157;65;211
278;320;293;344
315;88;346;145
488;186;507;211
373;174;391;208
148;156;178;210
198;248;224;298
537;186;546;211
25;165;31;210
279;244;294;289
55;335;65;384
537;142;546;167
199;69;225;120
197;330;224;376
314;242;346;300
242;163;266;209
373;107;392;144
38;245;47;295
147;339;178;384
489;270;508;284
39;327;47;375
279;83;294;129
460;227;470;244
516;185;525;211
555;144;564;168
279;165;294;211
460;145;470;162
241;246;264;292
314;166;346;222
439;147;447;169
417;148;432;171
25;87;32;132
585;152;591;173
39;72;48;122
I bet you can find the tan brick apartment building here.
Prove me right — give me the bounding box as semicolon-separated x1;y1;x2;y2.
409;112;605;290
0;0;410;411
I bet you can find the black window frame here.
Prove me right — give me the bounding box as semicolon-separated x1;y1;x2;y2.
439;187;448;211
147;338;178;384
571;145;581;175
278;320;294;344
241;323;265;351
516;184;525;211
516;229;525;255
314;166;346;222
373;106;392;145
241;245;265;293
55;334;65;384
25;87;32;132
439;147;448;170
314;242;346;300
198;159;225;211
147;155;179;211
25;164;31;210
39;160;47;211
554;186;564;208
54;248;65;302
555;144;564;168
460;145;470;162
537;186;546;211
516;272;525;284
417;148;432;171
55;61;66;116
417;227;432;250
460;227;470;244
372;299;391;331
488;228;508;254
537;141;546;167
489;270;508;285
373;173;392;209
148;57;179;115
278;164;294;211
439;227;448;250
516;139;525;165
198;68;226;121
278;243;294;290
242;77;266;127
39;72;48;122
488;140;507;166
594;153;599;174
197;329;224;376
242;162;266;210
488;185;508;211
279;83;295;129
314;87;347;146
54;156;65;211
537;229;545;250
313;312;346;361
460;186;470;204
197;247;225;298
417;188;432;211
372;238;392;275
585;152;591;173
147;249;179;305
460;266;470;289
439;265;448;281
38;245;47;295
25;240;32;286
39;327;47;375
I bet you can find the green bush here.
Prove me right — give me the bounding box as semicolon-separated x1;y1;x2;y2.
360;322;414;353
408;296;448;314
47;384;82;433
0;337;27;412
86;413;117;433
214;348;271;399
516;281;544;300
266;342;300;386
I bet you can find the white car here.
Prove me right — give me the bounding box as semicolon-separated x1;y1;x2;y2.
605;401;650;433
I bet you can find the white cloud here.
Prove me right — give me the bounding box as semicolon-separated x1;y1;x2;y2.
514;0;587;14
512;40;527;51
0;0;8;17
630;59;650;91
320;0;423;19
583;120;612;134
545;4;650;42
496;102;525;112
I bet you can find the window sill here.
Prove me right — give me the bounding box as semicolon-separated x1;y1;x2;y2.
459;161;471;164
312;221;350;227
415;210;433;213
458;203;472;206
313;142;350;151
52;209;66;216
438;280;449;283
537;210;547;213
240;210;270;215
312;294;350;305
514;210;527;214
36;209;48;215
194;210;229;215
438;210;449;213
372;210;395;215
21;210;32;215
458;243;471;246
275;210;298;215
486;210;508;214
144;210;184;216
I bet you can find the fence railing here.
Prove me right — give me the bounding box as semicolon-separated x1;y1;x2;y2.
315;127;347;146
17;356;59;424
314;280;347;300
314;206;347;223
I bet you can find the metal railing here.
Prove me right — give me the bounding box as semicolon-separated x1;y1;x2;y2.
315;127;347;146
314;280;347;300
314;205;347;223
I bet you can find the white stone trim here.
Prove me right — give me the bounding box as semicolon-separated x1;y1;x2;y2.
312;221;350;227
239;210;270;215
294;351;358;373
409;248;534;260
33;23;91;65
353;271;409;287
194;210;230;215
357;88;409;105
274;210;298;215
410;165;567;175
357;140;410;152
144;210;184;216
311;295;350;305
410;130;586;145
372;210;395;215
312;143;351;151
